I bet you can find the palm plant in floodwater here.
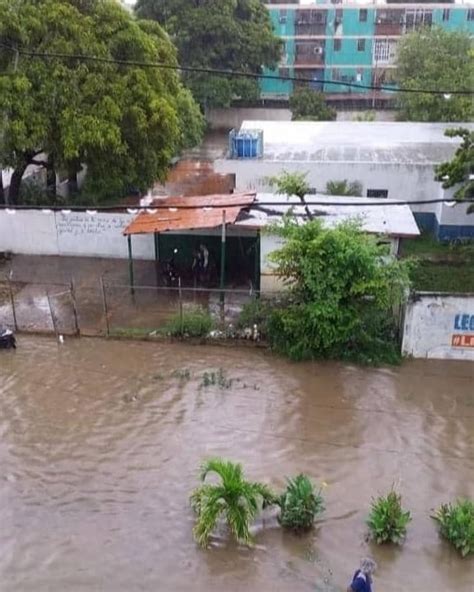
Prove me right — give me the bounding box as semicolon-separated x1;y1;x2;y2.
190;458;276;547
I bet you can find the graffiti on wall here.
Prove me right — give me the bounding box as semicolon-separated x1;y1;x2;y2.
452;314;474;348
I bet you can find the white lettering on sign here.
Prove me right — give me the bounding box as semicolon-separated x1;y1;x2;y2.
56;214;129;238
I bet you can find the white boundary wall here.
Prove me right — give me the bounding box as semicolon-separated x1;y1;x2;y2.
402;293;474;361
0;211;155;259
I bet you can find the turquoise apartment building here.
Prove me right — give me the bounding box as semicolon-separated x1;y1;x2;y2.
261;1;474;105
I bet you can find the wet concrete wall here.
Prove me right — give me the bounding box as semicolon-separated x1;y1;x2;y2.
0;211;155;260
402;293;474;360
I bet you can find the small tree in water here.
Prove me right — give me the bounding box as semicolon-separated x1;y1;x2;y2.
267;219;412;364
190;458;276;547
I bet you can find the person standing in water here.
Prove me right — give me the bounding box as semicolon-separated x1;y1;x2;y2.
347;558;377;592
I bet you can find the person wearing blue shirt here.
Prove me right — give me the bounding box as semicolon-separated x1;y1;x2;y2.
347;558;377;592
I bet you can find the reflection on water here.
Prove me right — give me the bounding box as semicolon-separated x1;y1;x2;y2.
0;337;473;592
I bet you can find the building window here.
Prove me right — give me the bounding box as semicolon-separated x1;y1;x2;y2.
367;189;388;199
279;67;289;80
442;9;450;21
334;38;341;51
468;9;474;21
357;39;366;52
279;9;287;25
332;68;341;81
359;9;368;22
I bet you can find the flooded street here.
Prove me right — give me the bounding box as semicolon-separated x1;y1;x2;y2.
1;337;473;592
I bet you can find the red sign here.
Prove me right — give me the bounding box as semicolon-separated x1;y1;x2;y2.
451;334;474;348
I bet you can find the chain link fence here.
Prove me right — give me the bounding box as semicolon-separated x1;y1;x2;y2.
0;276;262;339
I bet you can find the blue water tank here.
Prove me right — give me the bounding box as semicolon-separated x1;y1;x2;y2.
236;136;258;158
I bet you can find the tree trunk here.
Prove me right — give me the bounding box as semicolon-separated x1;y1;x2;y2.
0;171;5;204
7;163;28;205
46;157;57;201
67;167;79;196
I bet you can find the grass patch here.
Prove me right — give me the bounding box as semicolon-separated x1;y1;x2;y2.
401;233;474;293
163;308;213;338
409;262;474;293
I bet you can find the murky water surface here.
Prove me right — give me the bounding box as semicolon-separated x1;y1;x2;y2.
1;337;473;591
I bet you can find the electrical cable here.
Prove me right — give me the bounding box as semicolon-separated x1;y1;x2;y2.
0;198;473;212
0;43;473;96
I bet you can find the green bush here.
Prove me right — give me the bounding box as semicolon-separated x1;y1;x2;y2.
164;308;213;337
237;298;275;337
367;490;411;545
266;219;411;365
432;499;474;557
278;474;325;533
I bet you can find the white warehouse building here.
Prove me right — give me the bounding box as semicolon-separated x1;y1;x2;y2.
215;121;474;241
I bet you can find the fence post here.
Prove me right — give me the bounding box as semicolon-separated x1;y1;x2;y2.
46;291;59;338
100;276;110;337
70;279;80;336
7;276;18;331
178;276;184;335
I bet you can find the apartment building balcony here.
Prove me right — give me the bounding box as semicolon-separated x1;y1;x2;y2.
294;42;325;66
295;9;327;36
375;22;402;35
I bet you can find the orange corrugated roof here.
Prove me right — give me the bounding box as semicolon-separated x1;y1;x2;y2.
123;193;256;235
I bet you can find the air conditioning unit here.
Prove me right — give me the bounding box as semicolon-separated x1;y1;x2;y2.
279;16;287;24
314;47;323;54
356;73;362;82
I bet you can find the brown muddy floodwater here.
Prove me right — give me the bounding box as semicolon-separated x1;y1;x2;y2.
0;337;473;592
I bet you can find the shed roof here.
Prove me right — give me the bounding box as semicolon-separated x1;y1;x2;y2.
236;194;420;238
123;193;256;235
238;121;474;165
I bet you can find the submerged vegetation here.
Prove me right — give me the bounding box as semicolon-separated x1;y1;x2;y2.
277;475;325;533
432;499;474;557
190;458;275;547
367;490;412;545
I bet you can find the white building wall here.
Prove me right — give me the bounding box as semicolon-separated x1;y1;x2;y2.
0;211;154;259
215;159;441;215
402;294;474;361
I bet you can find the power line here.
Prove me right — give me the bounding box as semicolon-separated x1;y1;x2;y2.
1;43;473;96
0;198;473;212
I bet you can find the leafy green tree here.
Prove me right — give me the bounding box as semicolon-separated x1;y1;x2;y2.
0;0;204;204
435;128;474;213
396;27;474;122
267;219;411;363
268;170;314;220
135;0;282;108
190;458;276;547
325;180;363;197
289;88;336;122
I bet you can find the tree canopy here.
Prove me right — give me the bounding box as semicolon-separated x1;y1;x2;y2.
135;0;282;108
396;27;474;122
289;88;336;122
0;0;204;204
435;128;474;212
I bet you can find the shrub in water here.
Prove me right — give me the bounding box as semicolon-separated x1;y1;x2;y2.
190;458;276;547
278;474;325;533
432;499;474;557
165;308;213;337
367;490;411;545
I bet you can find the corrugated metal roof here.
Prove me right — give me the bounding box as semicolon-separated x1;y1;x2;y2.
123;193;256;235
